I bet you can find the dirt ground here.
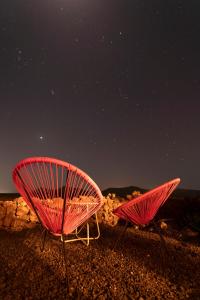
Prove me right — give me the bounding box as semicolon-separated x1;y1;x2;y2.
0;223;200;300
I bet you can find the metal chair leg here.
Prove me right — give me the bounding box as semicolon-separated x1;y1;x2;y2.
63;213;101;245
40;229;47;252
62;235;70;294
86;222;90;246
94;212;101;239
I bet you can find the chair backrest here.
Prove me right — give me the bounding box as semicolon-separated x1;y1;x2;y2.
113;178;180;226
13;157;103;235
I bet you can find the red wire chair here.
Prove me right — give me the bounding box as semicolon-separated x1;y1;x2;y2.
13;157;103;245
113;178;181;249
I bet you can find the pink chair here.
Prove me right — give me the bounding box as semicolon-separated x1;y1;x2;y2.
12;156;104;285
13;157;104;292
113;178;180;248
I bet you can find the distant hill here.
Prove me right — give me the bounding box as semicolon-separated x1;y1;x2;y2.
102;186;147;198
102;186;200;200
0;193;20;201
172;188;200;199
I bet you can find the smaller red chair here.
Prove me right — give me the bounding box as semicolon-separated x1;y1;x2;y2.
113;178;180;248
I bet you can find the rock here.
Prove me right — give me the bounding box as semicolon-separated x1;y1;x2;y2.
107;198;114;208
160;221;168;230
16;197;27;206
11;218;26;230
16;205;29;215
5;201;17;215
132;191;141;197
29;211;38;223
3;214;14;227
0;198;38;229
97;196;122;226
104;204;109;212
0;204;6;221
16;206;30;221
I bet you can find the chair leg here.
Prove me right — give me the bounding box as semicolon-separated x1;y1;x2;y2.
40;229;47;252
64;213;101;245
61;235;70;294
112;220;129;251
86;222;90;246
94;212;101;239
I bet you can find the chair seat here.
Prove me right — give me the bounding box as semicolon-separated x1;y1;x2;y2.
33;196;100;235
13;157;103;237
113;178;181;226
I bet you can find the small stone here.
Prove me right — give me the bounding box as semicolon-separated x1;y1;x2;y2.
160;221;168;230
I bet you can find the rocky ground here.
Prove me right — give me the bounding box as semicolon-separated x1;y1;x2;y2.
0;223;200;300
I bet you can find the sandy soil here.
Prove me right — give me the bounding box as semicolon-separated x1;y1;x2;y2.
0;224;200;300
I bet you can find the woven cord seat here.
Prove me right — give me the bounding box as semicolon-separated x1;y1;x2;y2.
113;178;181;250
13;157;103;241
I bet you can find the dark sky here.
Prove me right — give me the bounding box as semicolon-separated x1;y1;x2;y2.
0;0;200;192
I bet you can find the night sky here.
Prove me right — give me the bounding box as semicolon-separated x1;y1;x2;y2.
0;0;200;192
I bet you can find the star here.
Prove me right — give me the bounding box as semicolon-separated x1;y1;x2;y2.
50;89;55;96
100;35;105;43
179;157;185;161
17;56;21;62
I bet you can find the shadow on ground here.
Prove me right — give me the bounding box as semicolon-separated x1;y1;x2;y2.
0;224;200;299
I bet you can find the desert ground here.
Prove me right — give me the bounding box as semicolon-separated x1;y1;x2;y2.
0;221;200;300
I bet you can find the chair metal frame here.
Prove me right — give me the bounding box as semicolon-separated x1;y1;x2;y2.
63;212;100;246
39;212;101;249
